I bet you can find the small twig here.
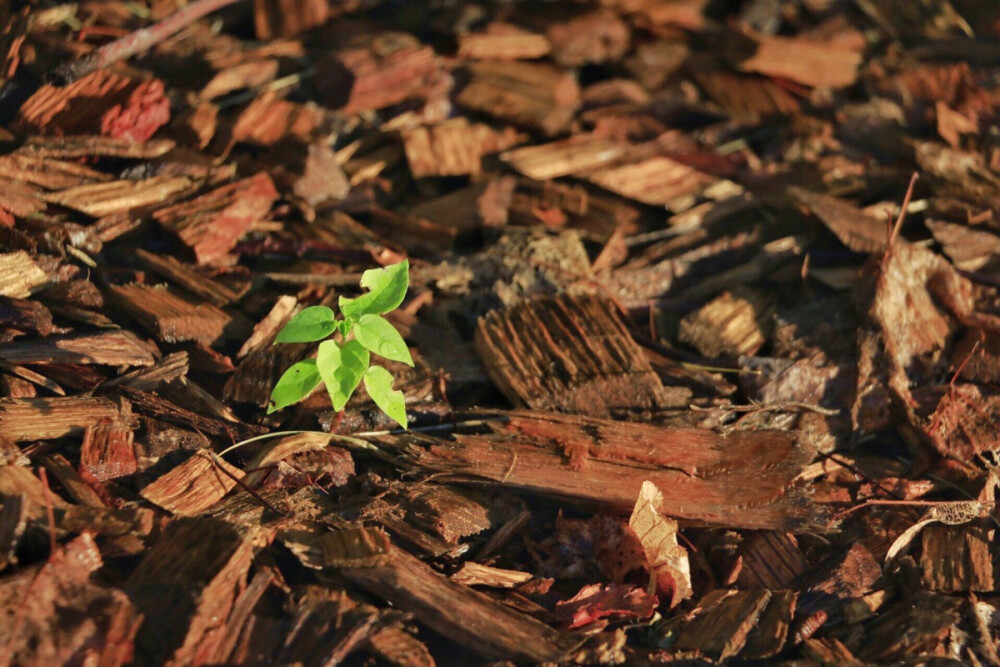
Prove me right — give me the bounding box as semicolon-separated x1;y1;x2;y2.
689;400;841;416
885;172;919;251
206;451;289;517
54;0;246;82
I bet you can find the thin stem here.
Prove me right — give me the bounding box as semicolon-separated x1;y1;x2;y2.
215;419;498;459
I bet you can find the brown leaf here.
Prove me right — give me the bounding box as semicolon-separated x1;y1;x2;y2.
628;480;692;608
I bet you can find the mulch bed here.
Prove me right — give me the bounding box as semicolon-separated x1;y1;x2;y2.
1;0;1000;664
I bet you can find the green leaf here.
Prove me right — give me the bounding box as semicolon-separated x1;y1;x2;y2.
339;260;409;320
268;359;321;414
364;365;407;429
275;306;338;343
317;339;369;411
353;314;413;366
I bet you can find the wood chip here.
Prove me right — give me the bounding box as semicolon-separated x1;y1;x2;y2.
153;173;278;265
0;397;119;441
140;450;244;515
0;251;49;297
475;294;673;417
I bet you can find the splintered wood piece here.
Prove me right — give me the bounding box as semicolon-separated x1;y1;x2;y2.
319;34;444;115
15;135;176;159
53;505;154;538
457;61;580;136
136;249;244;306
803;638;860;665
253;0;329;39
154;172;278;265
790;187;886;253
501;134;627;181
243;432;355;489
16;69;170;141
104;352;189;391
366;626;436;667
545;9;631;66
225;339;311;407
0;465;67;508
678;290;774;358
0;251;49;297
856;592;965;663
268;590;396;665
0;493;27;571
140;450;243;515
920;521;995;592
0;330;155;366
200;58;280;101
475;294;671;417
639;0;710;30
340;544;581;662
44;176;193;217
0;533;142;666
588;156;743;211
109;283;237;346
37;279;104;310
867;241;970;423
81;419;138;482
0;154;112;190
675;589;773;659
258;142;349;218
389;410;825;531
451;562;534;588
800;542;880;617
0;295;54;335
742;590;797;659
926;220;1000;274
737;532;808;590
236;295;296;359
458;28;551;60
0;397;119;441
387;485;494;544
231;91;324;146
0;177;45;217
692;70;801;117
738;32;862;89
125;517;253;665
401;118;523;178
408;178;517;233
116;385;264;441
0;5;28;87
923;384;1000;464
42;453;105;507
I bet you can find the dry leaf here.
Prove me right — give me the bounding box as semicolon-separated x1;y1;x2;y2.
628;480;692;607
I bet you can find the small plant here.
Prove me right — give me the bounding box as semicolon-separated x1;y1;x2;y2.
267;259;412;429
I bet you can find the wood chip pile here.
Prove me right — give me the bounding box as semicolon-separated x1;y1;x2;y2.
1;0;1000;663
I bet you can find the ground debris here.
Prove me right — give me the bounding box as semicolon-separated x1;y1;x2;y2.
0;0;999;662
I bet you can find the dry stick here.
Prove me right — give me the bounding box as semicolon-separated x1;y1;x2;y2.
886;172;920;251
54;0;247;82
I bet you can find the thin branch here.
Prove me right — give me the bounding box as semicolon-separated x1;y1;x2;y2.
54;0;246;83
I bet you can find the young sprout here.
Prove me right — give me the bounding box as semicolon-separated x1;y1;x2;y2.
267;260;412;429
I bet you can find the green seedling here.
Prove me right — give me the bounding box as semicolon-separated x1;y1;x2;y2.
267;259;412;429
